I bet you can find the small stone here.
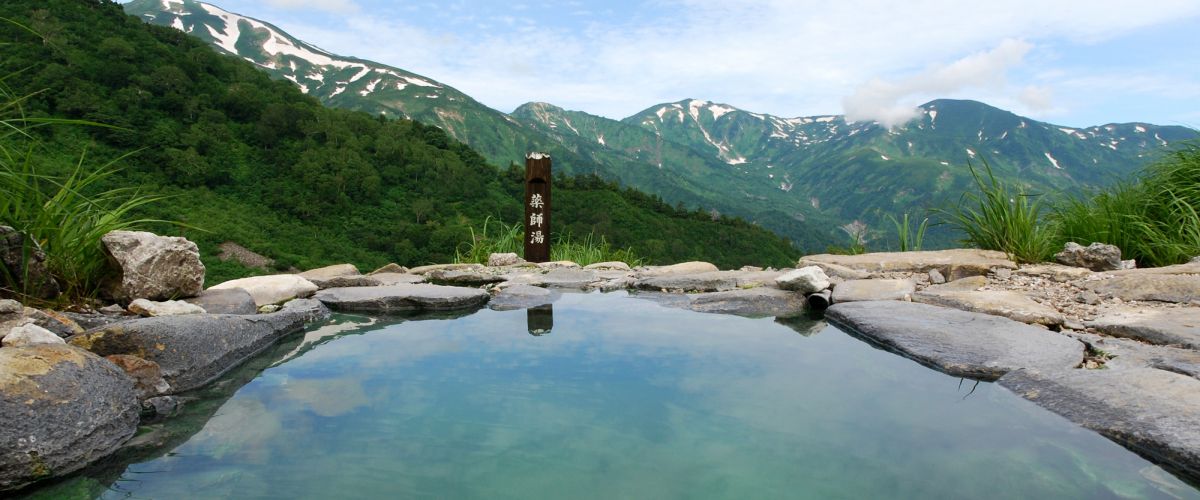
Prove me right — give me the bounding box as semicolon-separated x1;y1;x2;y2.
258;304;281;313
128;298;207;317
739;266;764;272
775;266;831;293
927;269;946;284
1120;259;1137;270
992;268;1012;280
1074;290;1102;305
1054;242;1122;271
101;230;205;302
142;395;181;418
2;323;65;347
487;252;525;267
0;299;21;315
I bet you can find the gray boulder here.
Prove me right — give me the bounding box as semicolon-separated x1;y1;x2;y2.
297;263;359;281
490;284;560;311
775;266;831;293
637;261;719;277
1085;308;1200;350
539;268;600;289
0;226;60;300
314;284;489;313
831;279;915;303
2;324;65;347
1054;242;1122;271
584;261;632;271
425;268;506;285
69;299;330;393
1085;275;1200;303
370;273;426;286
208;274;318;307
0;344;139;492
184;288;257;315
369;263;409;275
487;253;525;267
826;301;1083;380
101;230;205;303
999;367;1200;484
127;298;206;317
307;275;382;289
105;354;171;399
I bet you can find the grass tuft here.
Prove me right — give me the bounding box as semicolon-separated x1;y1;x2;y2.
454;217;644;267
936;159;1057;263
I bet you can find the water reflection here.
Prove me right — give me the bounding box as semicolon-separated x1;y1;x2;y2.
22;291;1199;499
527;305;554;336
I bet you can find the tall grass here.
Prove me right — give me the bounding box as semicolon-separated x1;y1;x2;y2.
886;213;929;252
0;83;165;302
936;159;1057;263
454;217;644;267
1051;144;1200;267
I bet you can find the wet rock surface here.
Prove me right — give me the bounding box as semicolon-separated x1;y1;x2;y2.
69;299;329;393
999;367;1200;484
826;301;1083;380
489;284;560;311
0;344;140;492
314;284;490;313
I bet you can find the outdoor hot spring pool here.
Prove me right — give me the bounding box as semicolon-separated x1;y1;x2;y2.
27;292;1200;499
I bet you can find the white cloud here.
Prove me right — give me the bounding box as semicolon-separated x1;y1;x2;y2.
842;39;1032;127
261;0;359;14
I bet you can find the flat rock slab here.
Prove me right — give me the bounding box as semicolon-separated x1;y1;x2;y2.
489;284;561;311
999;367;1200;483
209;275;318;307
1015;263;1097;282
314;284;489;313
831;279;915;303
0;344;139;492
913;290;1065;327
801;249;1016;280
184;288;257;315
1086;308;1200;350
1085;275;1200;303
636;261;719;277
297;263;359;280
1111;262;1200;276
687;288;806;317
370;273;426;286
795;260;870;280
826;301;1083;380
923;275;988;292
425;268;507;285
69;300;330;393
1069;331;1200;380
538;268;599;289
634;270;782;293
408;263;484;275
307;275;382;289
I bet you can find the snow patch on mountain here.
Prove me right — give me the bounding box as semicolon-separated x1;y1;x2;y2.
1044;152;1062;169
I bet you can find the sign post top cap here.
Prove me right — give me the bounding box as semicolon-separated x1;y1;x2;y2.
525;152;551;160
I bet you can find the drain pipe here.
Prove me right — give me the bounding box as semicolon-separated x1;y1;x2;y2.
806;290;832;311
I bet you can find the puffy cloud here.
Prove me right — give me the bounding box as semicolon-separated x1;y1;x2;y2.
842;39;1032;127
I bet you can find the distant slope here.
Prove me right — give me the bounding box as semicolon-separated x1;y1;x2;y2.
1;0;803;281
128;0;1197;251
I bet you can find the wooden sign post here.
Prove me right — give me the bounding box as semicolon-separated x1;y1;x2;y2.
524;152;551;263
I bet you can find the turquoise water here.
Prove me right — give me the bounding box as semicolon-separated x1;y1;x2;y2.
50;292;1200;498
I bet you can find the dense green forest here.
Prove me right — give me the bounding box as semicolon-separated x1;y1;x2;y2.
0;0;800;283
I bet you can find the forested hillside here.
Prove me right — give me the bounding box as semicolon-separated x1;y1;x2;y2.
0;0;800;282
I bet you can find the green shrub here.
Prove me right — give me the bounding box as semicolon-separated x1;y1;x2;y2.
1051;144;1200;267
0;85;165;302
454;217;643;267
886;213;929;252
937;160;1057;263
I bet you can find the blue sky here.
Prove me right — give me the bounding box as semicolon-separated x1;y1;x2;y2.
179;0;1199;127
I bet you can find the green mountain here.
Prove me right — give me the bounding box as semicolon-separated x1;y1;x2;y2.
123;0;839;250
126;0;1197;250
0;0;803;281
